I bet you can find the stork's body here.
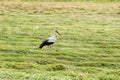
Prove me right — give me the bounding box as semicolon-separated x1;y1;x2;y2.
39;30;60;49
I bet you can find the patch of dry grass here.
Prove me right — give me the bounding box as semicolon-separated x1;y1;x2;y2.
0;2;119;11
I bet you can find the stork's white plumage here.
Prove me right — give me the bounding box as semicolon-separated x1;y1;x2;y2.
47;35;57;42
39;30;60;49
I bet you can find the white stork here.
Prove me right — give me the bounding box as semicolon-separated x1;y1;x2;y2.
39;30;61;49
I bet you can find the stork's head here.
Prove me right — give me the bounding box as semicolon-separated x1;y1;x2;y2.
55;30;61;36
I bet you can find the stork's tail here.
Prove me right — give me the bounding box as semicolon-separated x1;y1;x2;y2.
39;39;48;49
39;43;44;49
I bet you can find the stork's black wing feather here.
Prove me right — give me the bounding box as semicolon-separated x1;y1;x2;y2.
39;39;48;49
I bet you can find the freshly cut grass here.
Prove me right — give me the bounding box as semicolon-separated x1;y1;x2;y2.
0;2;120;80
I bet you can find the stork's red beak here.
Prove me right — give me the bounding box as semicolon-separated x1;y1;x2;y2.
56;30;61;36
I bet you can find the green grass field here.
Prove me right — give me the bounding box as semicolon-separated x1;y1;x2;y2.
0;1;120;80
